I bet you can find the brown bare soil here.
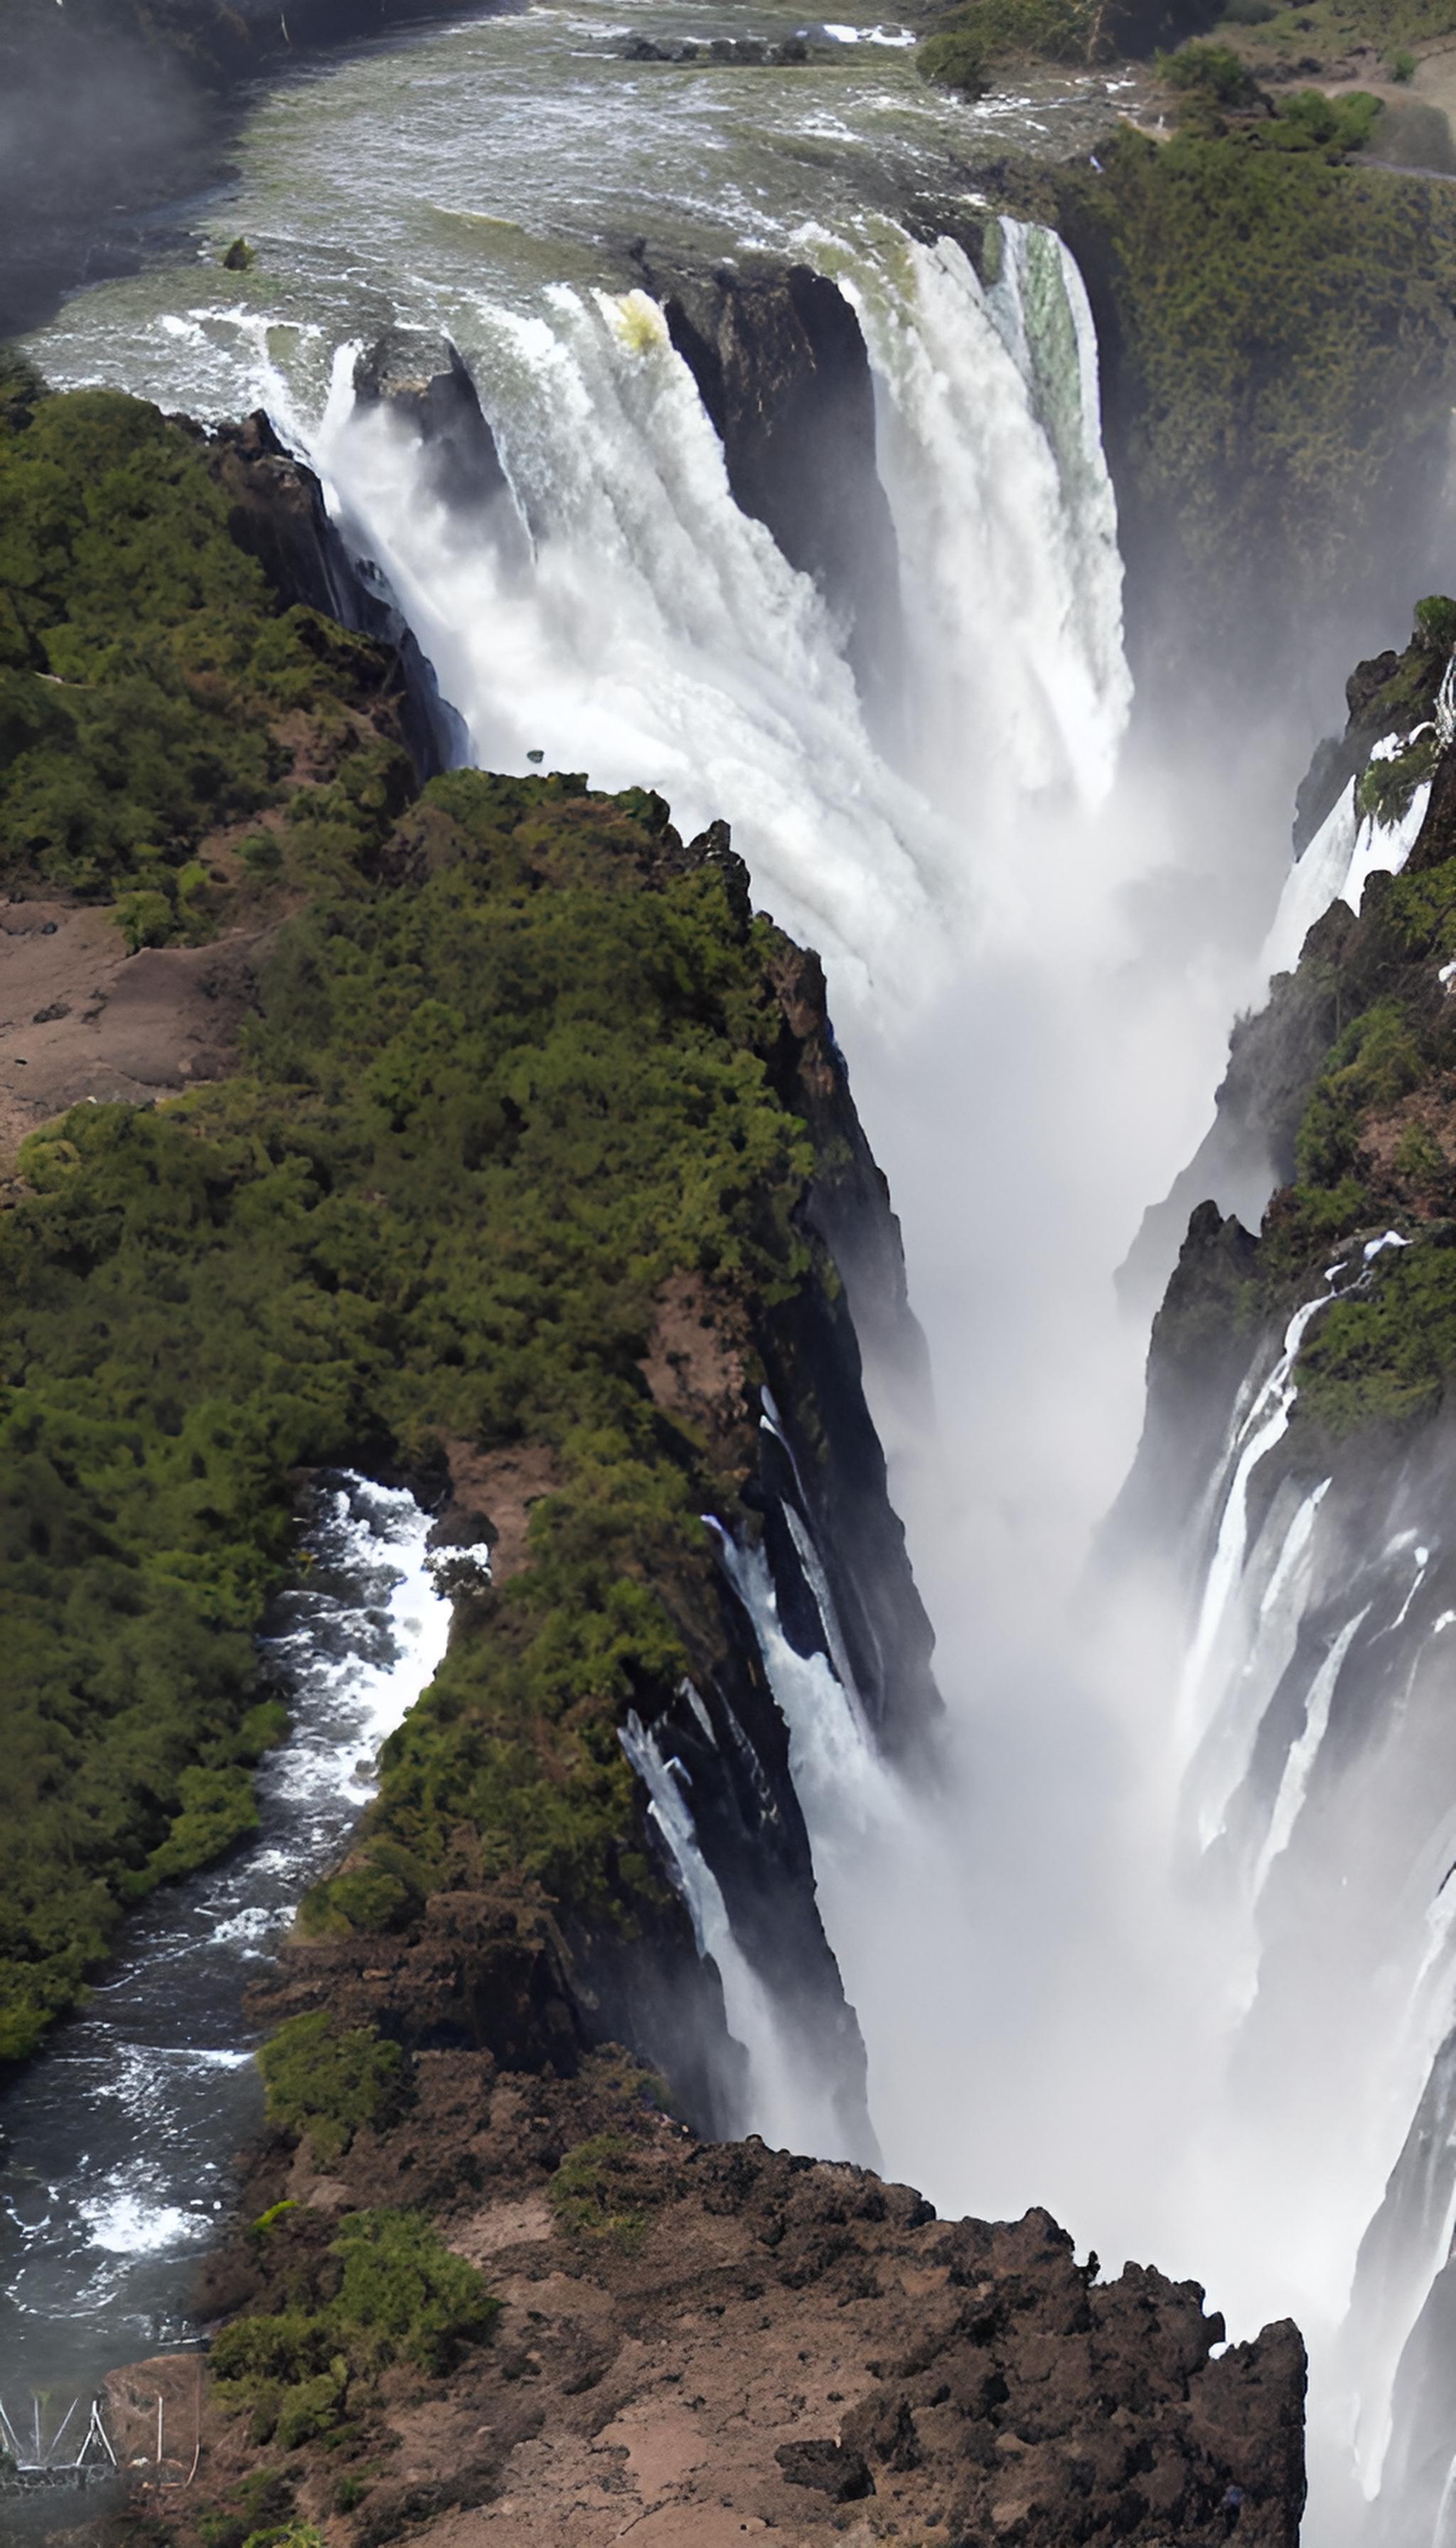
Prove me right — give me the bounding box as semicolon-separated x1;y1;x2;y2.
0;899;262;1171
441;1440;569;1582
636;1270;754;1468
129;2035;1305;2548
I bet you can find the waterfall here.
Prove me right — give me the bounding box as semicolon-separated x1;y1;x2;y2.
1177;1277;1349;1776
277;212;1130;1007
616;1706;848;2156
813;218;1129;840
1259;715;1441;986
1159;1295;1456;2544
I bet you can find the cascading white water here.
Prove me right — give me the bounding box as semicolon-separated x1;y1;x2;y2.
1143;1266;1456;2544
286;210;1130;1007
711;1522;906;1857
615;1704;850;2155
1259;711;1445;987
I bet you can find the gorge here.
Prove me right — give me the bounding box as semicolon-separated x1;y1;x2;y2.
7;4;1456;2543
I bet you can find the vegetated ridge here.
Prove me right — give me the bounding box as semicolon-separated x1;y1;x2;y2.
0;364;941;2104
1125;596;1456;1524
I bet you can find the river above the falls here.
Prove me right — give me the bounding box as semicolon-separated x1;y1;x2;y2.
26;0;1137;423
0;1479;450;2403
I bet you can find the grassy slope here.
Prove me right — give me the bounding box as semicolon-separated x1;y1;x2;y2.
0;387;825;2066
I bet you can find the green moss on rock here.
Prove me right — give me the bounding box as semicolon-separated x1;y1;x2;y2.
257;2013;409;2167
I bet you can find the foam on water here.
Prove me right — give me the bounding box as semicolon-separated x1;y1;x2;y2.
0;1477;451;2391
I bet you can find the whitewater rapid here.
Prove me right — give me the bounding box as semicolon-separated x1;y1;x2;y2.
0;1479;451;2394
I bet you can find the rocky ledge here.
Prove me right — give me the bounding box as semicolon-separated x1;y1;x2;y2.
108;2020;1306;2548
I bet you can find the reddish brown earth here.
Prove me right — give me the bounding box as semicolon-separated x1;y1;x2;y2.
0;900;262;1170
100;2021;1303;2548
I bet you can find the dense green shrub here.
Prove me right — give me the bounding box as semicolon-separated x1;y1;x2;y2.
257;2013;407;2166
213;2209;498;2445
1297;1229;1456;1430
1267;87;1382;151
1295;1000;1423;1185
1158;38;1261;100
0;387;410;920
548;2133;653;2252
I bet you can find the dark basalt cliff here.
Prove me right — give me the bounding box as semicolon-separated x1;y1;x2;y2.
654;264;906;748
1118;599;1456;1554
1120;614;1456;1320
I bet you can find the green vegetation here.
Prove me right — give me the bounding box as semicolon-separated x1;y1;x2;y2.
1158;38;1262;102
548;2131;659;2252
1156;48;1383;150
0;775;812;2050
1295;1000;1425;1185
0;382;411;930
1240;667;1456;1428
1356;729;1439;823
257;2014;408;2167
1206;0;1456;68
916;0;1225;88
919;0;1101;92
1297;1230;1456;1430
1062;134;1456;633
0;390;827;2066
212;2207;498;2447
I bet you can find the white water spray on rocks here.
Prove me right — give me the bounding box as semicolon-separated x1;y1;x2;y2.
294;215;1130;1006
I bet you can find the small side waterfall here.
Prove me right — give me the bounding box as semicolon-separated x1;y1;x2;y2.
617;1703;848;2156
1259;701;1450;987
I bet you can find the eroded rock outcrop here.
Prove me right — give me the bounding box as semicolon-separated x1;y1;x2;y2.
656;264;905;742
151;2035;1306;2547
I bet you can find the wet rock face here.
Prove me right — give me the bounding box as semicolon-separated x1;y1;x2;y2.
352;333;520;526
203;407;466;777
203;409;362;628
167;2045;1307;2548
660;264;906;742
